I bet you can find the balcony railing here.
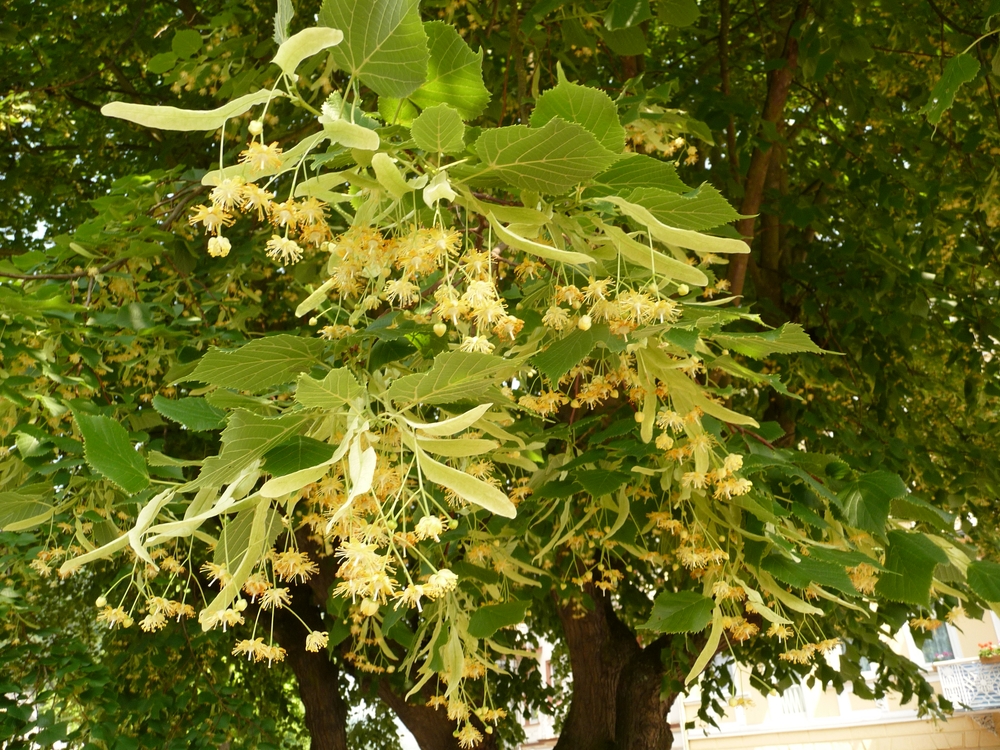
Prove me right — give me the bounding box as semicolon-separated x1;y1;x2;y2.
935;657;1000;711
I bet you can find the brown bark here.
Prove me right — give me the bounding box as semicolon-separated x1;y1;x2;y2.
553;588;677;750
282;532;490;750
727;1;811;302
271;583;349;750
377;680;499;750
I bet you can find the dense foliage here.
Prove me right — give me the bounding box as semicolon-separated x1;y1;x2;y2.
3;1;1000;749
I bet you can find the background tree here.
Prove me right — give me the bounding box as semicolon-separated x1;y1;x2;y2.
2;2;1000;750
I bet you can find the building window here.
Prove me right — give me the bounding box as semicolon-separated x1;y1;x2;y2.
920;625;955;663
779;683;807;716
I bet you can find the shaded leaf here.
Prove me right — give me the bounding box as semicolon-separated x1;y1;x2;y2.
152;395;226;432
74;412;149;494
192;335;326;392
920;53;980;125
640;591;714;632
467;600;531;638
263;436;338;477
0;494;54;532
627;184;743;231
839;471;907;537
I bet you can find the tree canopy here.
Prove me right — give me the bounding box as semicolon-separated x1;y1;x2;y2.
2;1;1000;749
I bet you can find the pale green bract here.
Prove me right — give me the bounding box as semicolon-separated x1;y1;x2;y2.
271;27;344;75
102;89;283;132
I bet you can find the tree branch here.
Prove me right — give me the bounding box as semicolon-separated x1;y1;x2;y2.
727;0;810;302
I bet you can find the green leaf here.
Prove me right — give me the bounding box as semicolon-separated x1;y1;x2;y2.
576;470;629;497
215;507;284;568
410;103;466;154
296;368;364;411
410;21;490;120
171;29;203;58
320;0;429;98
967;561;1000;603
146;53;177;75
875;530;948;606
533;327;598;382
657;0;700;26
152;396;226;432
601;25;646;56
760;554;857;595
891;494;953;530
272;28;344;75
0;494;54;532
626;184;743;231
475;118;618;194
604;0;652;30
386;351;516;408
191;335;326;392
639;591;714;633
920;53;980;125
189;411;309;490
839;471;907;537
263;436;338;477
712;324;825;359
102;89;282;132
467;600;531;638
74;412;149;494
590;154;688;194
531;66;626;153
273;0;295;44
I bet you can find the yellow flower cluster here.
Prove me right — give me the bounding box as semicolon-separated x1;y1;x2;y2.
188;152;332;265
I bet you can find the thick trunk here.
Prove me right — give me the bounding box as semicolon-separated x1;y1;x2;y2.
377;681;499;750
554;588;677;750
271;591;349;750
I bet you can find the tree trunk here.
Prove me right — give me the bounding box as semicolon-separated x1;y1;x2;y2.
377;680;499;750
271;585;349;750
553;588;677;750
274;584;347;750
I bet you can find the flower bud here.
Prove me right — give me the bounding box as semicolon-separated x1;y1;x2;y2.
676;284;690;296
577;314;592;331
248;120;263;135
433;322;447;337
95;596;107;608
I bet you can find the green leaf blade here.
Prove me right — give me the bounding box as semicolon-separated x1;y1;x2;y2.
320;0;429;99
74;413;150;494
467;600;531;638
475;118;618;194
152;396;226;432
410;103;466;154
191;335;326;393
639;591;714;633
410;21;490;119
